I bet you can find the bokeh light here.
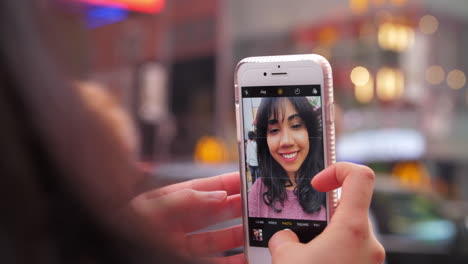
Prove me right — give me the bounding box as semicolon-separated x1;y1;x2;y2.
446;69;467;90
378;23;414;52
355;75;374;104
419;15;439;35
377;67;404;101
425;65;445;85
351;66;371;86
194;136;229;163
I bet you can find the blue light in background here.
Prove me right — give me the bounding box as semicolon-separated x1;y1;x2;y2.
407;220;456;243
86;6;128;29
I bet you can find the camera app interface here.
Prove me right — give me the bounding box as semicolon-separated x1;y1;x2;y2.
242;85;327;247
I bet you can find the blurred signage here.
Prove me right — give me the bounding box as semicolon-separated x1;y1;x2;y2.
86;6;128;28
337;129;426;163
194;137;229;164
73;0;165;13
139;63;168;122
392;162;431;189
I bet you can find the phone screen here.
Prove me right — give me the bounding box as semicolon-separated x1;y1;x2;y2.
241;85;327;247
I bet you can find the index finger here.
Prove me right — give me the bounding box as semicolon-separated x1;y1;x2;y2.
312;162;375;221
145;172;240;199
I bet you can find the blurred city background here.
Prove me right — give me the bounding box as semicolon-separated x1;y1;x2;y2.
57;0;467;263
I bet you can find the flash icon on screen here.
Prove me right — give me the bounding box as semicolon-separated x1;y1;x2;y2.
313;88;318;94
278;88;283;95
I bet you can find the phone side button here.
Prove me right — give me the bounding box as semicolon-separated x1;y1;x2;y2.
328;103;335;123
235;105;242;142
234;84;239;102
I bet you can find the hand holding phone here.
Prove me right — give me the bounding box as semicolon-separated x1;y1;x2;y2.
269;162;386;264
131;172;245;263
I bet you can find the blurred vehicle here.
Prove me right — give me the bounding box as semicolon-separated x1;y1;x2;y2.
371;176;468;264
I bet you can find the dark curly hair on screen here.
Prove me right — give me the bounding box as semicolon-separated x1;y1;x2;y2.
255;97;325;214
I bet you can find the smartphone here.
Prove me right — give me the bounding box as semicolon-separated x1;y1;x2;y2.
234;55;337;263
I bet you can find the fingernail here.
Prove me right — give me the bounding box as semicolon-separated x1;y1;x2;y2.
283;228;292;231
204;190;227;201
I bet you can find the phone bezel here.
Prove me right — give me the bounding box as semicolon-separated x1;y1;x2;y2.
235;55;334;264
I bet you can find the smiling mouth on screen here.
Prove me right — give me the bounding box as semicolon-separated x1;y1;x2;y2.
280;151;299;162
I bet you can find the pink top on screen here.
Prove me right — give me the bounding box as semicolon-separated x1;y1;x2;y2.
248;179;326;220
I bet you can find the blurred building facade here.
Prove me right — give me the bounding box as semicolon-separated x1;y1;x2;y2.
50;1;468;262
56;0;468;201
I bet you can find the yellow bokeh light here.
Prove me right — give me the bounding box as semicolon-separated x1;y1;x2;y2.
393;162;431;190
377;67;404;101
378;23;392;50
194;136;229;163
419;15;439;35
355;75;374;104
425;65;445;85
350;0;368;15
447;69;467;90
378;23;414;52
398;25;414;51
351;66;370;86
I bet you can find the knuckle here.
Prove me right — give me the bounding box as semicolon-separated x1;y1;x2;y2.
358;165;376;182
344;219;369;242
373;242;386;263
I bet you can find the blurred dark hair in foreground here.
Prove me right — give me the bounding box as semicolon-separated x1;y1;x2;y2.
0;1;192;263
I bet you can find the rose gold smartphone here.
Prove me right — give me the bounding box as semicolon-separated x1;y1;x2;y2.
234;55;337;263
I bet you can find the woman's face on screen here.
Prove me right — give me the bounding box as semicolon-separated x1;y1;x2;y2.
267;99;309;177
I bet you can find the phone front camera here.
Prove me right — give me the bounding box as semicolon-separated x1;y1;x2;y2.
278;65;280;68
263;72;267;76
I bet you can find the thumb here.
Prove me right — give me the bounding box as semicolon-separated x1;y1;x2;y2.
268;229;299;255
